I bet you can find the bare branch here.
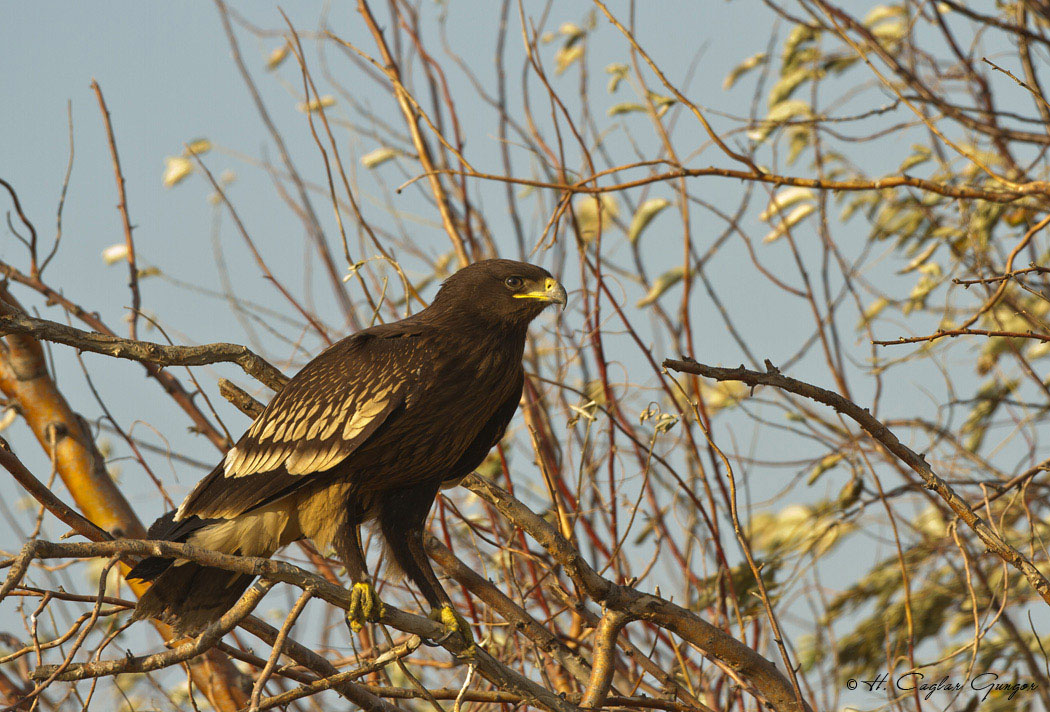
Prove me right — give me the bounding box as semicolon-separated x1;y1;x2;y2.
663;358;1050;607
0;309;287;392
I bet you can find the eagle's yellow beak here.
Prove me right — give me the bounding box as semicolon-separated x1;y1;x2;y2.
513;277;567;307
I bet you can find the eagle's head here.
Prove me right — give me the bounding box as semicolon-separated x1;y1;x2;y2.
430;259;566;328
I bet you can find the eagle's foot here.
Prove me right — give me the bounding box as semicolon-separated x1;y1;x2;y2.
426;604;476;656
346;581;385;632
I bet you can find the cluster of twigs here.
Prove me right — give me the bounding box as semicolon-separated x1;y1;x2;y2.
4;2;1050;712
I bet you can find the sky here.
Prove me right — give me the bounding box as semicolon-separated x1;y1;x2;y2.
0;0;788;512
1;2;1042;709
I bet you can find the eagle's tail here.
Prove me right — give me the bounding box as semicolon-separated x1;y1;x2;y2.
126;510;256;636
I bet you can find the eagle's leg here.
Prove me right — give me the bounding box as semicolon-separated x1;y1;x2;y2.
377;484;475;651
336;516;385;632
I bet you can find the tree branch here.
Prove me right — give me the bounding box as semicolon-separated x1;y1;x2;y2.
464;474;812;712
663;358;1050;608
9;538;581;712
0;310;287;392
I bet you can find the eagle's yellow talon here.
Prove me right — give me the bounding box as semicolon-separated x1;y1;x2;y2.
346;581;384;632
429;604;476;656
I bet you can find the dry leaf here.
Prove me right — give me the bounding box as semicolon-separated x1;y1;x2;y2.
162;156;194;187
628;198;671;243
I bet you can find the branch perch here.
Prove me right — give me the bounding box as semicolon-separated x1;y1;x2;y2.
10;538;580;712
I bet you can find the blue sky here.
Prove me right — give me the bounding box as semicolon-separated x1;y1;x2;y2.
1;0;787;496
2;3;1040;708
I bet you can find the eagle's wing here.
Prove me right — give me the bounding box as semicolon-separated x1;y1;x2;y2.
175;329;419;521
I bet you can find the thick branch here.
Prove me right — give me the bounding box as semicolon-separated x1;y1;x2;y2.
0;438;111;542
0;289;145;538
218;378;267;418
0;260;230;449
579;610;630;709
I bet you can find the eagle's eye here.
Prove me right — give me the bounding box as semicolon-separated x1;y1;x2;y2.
504;276;524;290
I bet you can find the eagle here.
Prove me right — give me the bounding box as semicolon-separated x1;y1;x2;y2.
127;259;566;642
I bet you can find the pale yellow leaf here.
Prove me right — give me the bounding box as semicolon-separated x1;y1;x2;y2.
898;144;931;172
559;22;583;40
297;95;336;113
898;240;938;274
606;63;629;93
872;19;906;42
764;203;815;242
266;44;290;70
575;194;619;241
724;52;767;90
0;408;17;433
807;453;844;485
608;102;647;116
183;138;212;156
102;244;128;265
857;297;889;329
361;147;399;168
768;67;815;107
637;266;684;307
699;380;749;412
863;4;904;26
162;156;194;188
760;186;814;221
555;44;584;75
747;100;812;142
628;198;671;243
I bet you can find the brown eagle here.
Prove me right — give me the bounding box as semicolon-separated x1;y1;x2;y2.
127;259;565;641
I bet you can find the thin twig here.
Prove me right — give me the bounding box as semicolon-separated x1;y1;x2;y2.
248;587;313;711
89;80;141;341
